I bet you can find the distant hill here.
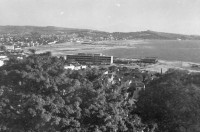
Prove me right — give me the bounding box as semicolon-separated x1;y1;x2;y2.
0;25;92;34
112;30;200;40
0;25;200;40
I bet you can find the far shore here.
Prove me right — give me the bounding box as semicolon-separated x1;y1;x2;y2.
24;40;147;56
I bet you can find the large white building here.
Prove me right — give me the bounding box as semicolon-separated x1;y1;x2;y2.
66;53;113;65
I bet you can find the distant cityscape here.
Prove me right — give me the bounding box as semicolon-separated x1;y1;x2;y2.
1;26;200;50
0;25;199;69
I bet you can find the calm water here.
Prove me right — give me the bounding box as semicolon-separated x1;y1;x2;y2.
102;40;200;63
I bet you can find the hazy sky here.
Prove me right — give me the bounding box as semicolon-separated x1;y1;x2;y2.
0;0;200;34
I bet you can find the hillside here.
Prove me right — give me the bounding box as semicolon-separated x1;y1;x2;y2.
112;30;200;40
0;25;92;34
0;25;200;40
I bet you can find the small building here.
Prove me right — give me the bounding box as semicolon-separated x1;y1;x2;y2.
64;64;75;70
64;64;87;70
128;81;145;99
0;55;9;67
4;45;15;51
0;55;8;60
0;51;5;55
0;60;4;67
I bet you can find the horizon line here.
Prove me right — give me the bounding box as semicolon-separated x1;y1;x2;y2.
0;24;199;36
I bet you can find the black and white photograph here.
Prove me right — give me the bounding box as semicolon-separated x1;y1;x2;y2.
0;0;200;131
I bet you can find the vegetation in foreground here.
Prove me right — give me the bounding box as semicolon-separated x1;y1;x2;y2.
0;53;200;132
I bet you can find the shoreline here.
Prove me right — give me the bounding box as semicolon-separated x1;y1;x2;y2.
143;59;200;73
24;40;200;73
24;40;142;56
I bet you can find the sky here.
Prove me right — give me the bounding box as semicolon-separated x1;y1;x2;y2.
0;0;200;35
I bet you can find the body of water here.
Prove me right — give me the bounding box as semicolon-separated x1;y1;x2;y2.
102;40;200;63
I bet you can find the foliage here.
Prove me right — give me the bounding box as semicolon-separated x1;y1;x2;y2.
136;69;200;132
0;45;6;51
0;53;144;132
28;49;36;54
2;53;199;132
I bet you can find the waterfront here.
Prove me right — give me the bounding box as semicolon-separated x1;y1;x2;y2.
102;40;200;63
31;40;200;63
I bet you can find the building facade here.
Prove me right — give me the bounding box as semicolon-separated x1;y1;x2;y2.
66;53;113;65
140;57;158;63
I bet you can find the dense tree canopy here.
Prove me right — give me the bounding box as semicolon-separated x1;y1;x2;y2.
1;53;200;132
0;53;145;132
136;69;200;132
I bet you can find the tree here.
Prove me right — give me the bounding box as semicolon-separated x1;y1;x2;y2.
28;49;36;54
136;69;200;132
0;53;145;132
0;45;6;51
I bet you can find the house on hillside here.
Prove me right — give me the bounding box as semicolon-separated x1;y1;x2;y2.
0;60;4;67
0;51;5;55
64;64;75;70
4;45;14;52
101;72;121;86
128;81;145;99
64;64;87;70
